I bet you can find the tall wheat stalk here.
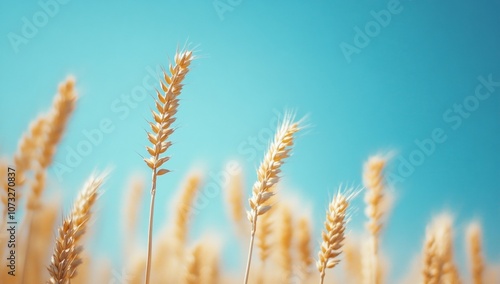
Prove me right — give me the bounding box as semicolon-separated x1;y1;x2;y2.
243;113;301;284
143;49;193;284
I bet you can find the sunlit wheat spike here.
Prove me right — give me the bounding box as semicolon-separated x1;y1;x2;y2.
71;174;105;242
47;217;80;284
243;112;302;284
143;49;194;284
317;189;354;284
247;113;301;227
144;50;193;176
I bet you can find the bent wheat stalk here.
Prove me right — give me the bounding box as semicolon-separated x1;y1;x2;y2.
243;113;301;284
143;49;193;284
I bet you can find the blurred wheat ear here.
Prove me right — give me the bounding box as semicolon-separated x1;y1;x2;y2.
363;155;391;284
142;49;194;284
47;173;105;284
421;213;461;284
466;221;485;284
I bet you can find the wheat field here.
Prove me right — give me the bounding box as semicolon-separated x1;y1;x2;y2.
0;49;498;284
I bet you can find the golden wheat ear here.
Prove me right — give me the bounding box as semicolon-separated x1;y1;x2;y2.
184;243;202;284
466;221;485;284
421;213;461;284
276;204;293;282
122;175;145;256
362;154;394;284
29;77;77;208
224;163;248;236
243;112;302;284
46;173;106;284
297;216;314;279
317;189;355;284
143;49;194;284
172;172;203;255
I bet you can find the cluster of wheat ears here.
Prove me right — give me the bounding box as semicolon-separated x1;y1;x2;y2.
0;48;497;284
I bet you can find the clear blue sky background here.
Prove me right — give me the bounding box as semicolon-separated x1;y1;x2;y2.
1;0;499;282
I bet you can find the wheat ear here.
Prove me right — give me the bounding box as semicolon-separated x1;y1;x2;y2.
28;77;77;208
22;78;77;283
422;213;460;284
47;217;80;283
243;113;301;284
317;190;353;284
255;206;272;284
343;236;363;283
173;172;202;255
363;155;389;284
201;248;220;284
225;165;247;235
276;205;293;282
256;210;272;263
467;221;484;284
46;173;105;283
1;116;47;217
422;230;439;284
297;216;314;279
185;244;202;284
143;49;193;284
122;175;145;257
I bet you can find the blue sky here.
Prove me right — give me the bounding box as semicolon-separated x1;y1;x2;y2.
1;0;500;281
